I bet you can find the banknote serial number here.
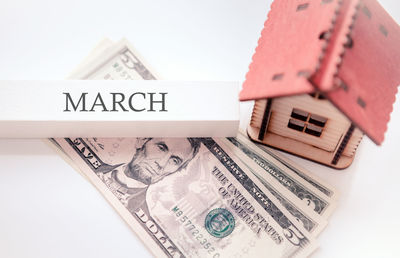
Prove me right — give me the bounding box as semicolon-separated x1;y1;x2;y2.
171;206;220;257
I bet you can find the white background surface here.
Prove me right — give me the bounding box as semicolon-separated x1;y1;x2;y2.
0;0;399;257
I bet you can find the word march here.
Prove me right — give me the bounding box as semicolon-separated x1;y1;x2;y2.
63;92;168;112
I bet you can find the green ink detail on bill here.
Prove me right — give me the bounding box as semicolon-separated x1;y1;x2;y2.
205;208;235;238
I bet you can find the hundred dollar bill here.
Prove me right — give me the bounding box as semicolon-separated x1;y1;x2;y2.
224;132;337;218
53;137;317;258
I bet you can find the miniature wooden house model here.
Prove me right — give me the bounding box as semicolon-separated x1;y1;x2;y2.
240;0;400;169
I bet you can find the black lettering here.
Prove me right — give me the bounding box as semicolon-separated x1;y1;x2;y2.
90;93;108;112
63;92;88;112
148;92;167;112
129;92;146;112
111;93;128;112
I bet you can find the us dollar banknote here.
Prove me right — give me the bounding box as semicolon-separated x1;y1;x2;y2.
45;39;338;257
67;38;158;80
257;147;338;200
53;137;317;257
218;138;327;236
223;133;337;219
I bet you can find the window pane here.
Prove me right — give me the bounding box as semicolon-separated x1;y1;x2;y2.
305;124;323;137
288;119;305;132
309;114;327;127
291;108;308;121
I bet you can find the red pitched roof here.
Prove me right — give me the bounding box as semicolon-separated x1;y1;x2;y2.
240;0;400;145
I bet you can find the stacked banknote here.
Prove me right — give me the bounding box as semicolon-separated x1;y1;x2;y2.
48;39;338;258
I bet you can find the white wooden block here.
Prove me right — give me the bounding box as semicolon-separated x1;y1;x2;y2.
0;80;239;138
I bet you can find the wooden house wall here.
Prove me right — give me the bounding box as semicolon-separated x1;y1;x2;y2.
251;95;363;158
